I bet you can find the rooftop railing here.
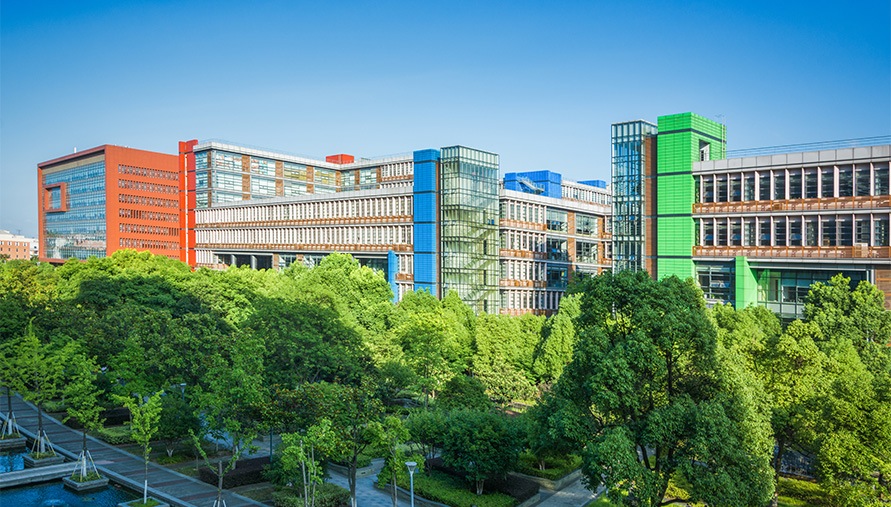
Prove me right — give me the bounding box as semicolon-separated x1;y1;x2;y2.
726;136;891;158
196;139;411;167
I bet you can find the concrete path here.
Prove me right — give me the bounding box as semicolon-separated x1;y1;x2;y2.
536;477;602;507
326;461;398;507
1;395;265;507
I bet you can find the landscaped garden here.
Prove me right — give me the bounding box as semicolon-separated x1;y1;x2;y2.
1;251;889;507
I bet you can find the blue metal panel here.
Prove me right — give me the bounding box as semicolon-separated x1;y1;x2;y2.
413;223;437;253
414;253;437;286
579;179;608;188
413;149;440;163
413;193;437;223
387;250;398;303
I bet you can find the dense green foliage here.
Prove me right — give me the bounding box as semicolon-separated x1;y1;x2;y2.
1;252;889;506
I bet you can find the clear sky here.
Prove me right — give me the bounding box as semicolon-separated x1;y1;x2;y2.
2;0;889;237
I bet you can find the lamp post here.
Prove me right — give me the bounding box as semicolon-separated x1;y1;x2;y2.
405;461;417;507
178;383;186;401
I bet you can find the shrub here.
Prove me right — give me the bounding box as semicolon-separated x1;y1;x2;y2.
515;452;581;480
413;469;517;507
94;425;134;445
271;483;350;507
198;456;270;488
42;400;67;413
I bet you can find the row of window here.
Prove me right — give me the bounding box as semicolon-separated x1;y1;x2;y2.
118;164;177;181
196;195;413;224
696;214;891;247
118;209;178;222
44;161;105;186
118;194;178;208
118;223;179;236
118;179;178;194
119;238;177;250
501;288;564;312
696;164;890;203
196;225;414;246
562;181;611;205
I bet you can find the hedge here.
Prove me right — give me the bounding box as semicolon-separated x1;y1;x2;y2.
413;470;517;507
198;456;270;489
94;425;134;445
515;453;581;481
271;483;350;507
428;457;539;504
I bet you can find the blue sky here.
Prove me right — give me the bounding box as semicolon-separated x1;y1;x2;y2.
2;0;889;237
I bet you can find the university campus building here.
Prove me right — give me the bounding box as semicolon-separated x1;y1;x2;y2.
37;145;180;264
611;112;891;317
178;141;612;314
35;113;890;317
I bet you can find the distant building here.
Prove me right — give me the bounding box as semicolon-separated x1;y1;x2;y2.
611;112;891;316
0;230;37;260
37;145;180;263
180;141;611;314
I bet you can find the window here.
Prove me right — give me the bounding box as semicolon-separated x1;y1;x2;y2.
699;141;710;162
759;173;771;200
774;218;787;246
855;216;871;245
805;169;818;198
838;166;854;197
821;168;835;198
743;173;756;201
789;171;802;199
789;217;802;246
730;174;741;202
759;218;771;245
731;219;741;246
774;171;786;200
822;217;837;246
875;165;889;195
855;165;871;196
716;174;728;202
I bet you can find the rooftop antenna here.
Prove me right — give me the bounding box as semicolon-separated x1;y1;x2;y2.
715;114;726;155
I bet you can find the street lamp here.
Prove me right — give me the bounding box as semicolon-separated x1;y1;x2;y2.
178;383;186;401
405;461;417;507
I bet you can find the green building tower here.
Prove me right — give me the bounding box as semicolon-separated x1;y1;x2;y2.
655;113;726;280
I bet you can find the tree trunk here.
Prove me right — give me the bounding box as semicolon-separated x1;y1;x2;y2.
349;462;358;507
391;470;397;507
217;461;224;507
476;479;484;495
37;402;45;453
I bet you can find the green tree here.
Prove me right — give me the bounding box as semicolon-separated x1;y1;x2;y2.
405;408;447;465
556;271;774;507
375;415;411;507
532;294;579;385
12;322;72;457
157;392;200;458
279;418;338;507
120;391;163;505
63;351;105;481
438;375;493;412
440;409;523;495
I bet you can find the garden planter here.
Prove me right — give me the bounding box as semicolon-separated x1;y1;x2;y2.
63;475;109;492
23;453;64;467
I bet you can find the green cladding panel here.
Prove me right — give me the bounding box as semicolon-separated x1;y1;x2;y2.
734;256;757;309
655;113;726;280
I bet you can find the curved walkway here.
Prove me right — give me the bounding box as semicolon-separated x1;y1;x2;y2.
0;395;264;507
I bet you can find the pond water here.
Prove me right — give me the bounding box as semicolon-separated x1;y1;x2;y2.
0;480;138;506
0;449;27;472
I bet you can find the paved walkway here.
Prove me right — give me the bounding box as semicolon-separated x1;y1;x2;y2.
536;477;602;507
327;460;398;507
1;395;265;507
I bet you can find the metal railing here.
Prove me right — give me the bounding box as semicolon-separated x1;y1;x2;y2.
726;136;891;158
196;139;411;167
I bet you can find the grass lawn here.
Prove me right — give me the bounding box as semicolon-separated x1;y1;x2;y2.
585;476;827;507
777;476;827;507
